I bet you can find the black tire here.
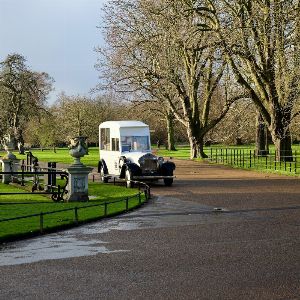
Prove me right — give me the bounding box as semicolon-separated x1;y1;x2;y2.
164;178;173;186
100;166;108;183
125;169;134;188
163;167;174;186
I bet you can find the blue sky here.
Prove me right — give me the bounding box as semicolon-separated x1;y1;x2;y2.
0;0;108;104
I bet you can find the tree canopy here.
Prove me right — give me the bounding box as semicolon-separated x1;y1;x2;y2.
98;0;248;158
0;53;53;149
193;0;300;159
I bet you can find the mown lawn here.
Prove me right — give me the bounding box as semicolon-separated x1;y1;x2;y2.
0;181;146;242
1;147;101;167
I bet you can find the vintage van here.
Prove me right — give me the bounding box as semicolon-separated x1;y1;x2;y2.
98;121;175;187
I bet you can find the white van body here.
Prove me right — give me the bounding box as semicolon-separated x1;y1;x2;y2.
98;120;175;187
99;120;151;175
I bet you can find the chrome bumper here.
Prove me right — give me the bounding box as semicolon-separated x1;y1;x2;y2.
132;175;175;180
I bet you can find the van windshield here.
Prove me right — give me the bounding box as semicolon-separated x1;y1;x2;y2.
121;136;150;152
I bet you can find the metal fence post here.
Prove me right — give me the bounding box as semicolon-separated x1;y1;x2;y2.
21;161;25;186
74;207;78;224
39;213;44;234
126;197;129;211
234;149;236;165
221;149;223;163
240;150;242;166
295;151;297;174
284;160;287;171
104;202;108;216
242;150;245;167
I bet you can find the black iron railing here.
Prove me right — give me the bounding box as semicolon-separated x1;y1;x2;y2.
0;181;150;241
208;148;300;175
0;160;68;202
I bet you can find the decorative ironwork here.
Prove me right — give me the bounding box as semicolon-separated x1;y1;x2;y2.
0;160;69;202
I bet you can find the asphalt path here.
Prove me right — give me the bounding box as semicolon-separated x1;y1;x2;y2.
0;159;300;299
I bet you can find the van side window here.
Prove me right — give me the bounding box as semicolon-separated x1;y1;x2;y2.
112;138;120;151
100;128;110;150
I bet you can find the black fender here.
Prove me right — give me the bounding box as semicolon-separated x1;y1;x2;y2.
119;156;127;171
98;159;108;174
120;162;141;178
161;161;176;176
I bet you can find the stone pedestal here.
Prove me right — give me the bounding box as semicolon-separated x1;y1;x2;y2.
66;165;93;202
0;158;20;184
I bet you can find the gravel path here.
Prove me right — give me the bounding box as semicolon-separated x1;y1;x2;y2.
0;159;299;299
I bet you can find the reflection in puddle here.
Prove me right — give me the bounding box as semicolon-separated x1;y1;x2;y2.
0;235;127;266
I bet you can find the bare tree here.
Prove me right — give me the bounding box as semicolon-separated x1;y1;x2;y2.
208;99;256;145
194;0;300;160
53;93;125;144
97;0;245;158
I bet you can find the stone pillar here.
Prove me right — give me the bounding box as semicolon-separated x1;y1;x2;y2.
66;165;93;202
0;158;20;184
1;159;12;184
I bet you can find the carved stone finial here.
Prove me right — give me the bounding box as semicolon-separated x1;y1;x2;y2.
69;136;88;166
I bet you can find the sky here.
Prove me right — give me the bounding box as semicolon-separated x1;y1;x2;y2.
0;0;108;105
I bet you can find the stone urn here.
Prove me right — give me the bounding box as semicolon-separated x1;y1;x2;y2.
69;136;88;166
67;136;92;202
2;134;17;160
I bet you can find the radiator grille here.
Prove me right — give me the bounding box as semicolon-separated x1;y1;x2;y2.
141;158;157;173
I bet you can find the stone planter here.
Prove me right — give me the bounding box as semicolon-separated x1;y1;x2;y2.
66;136;92;202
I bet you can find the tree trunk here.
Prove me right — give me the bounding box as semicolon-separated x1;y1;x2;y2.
187;125;207;159
198;136;208;158
272;132;293;162
189;136;198;159
166;112;176;151
255;113;269;156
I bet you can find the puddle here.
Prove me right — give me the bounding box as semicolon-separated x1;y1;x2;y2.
79;197;228;235
0;196;236;266
0;235;127;266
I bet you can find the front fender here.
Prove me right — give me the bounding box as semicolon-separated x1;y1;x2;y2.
98;159;108;174
120;163;141;178
160;161;176;176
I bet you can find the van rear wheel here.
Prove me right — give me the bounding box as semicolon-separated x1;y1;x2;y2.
125;169;134;188
100;166;108;183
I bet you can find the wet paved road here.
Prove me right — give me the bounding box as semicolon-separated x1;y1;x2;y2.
0;160;300;299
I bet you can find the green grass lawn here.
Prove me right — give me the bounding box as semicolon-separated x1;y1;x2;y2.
1;142;299;242
0;181;146;242
0;148;101;167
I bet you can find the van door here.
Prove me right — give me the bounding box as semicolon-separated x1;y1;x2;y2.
110;137;121;175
